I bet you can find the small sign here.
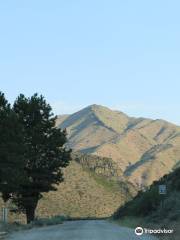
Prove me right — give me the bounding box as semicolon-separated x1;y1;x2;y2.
159;185;167;195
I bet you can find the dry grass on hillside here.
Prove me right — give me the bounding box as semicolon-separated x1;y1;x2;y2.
37;161;125;218
0;161;128;223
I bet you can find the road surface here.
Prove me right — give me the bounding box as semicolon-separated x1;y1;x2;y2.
7;220;157;240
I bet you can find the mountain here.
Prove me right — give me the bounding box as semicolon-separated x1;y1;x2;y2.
1;105;137;222
5;104;180;222
57;104;180;187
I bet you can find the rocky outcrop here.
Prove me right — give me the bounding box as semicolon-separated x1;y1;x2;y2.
72;152;123;180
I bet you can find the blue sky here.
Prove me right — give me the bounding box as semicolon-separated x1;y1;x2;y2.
0;1;180;124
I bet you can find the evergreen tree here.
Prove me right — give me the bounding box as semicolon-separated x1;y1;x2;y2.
13;94;71;223
0;92;25;202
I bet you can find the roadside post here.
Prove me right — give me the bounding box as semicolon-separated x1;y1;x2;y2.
159;185;167;210
2;207;8;223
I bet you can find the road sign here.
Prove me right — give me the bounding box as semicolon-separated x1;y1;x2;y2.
159;185;167;195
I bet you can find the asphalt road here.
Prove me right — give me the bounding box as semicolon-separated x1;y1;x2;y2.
7;220;158;240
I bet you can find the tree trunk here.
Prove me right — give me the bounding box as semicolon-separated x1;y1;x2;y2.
25;196;39;224
26;206;36;224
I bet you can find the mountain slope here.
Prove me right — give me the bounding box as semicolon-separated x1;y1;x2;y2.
3;157;135;222
57;105;180;187
113;166;180;240
37;159;134;219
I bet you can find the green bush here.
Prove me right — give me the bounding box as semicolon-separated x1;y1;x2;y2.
114;167;180;221
114;185;163;218
154;191;180;220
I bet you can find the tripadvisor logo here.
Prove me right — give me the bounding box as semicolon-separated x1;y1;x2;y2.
135;227;144;236
135;226;174;236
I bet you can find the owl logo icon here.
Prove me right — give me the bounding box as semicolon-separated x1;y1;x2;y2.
135;227;144;236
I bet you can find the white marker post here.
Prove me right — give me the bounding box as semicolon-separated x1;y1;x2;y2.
2;207;8;223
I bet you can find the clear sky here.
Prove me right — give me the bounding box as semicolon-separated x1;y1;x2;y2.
0;1;180;124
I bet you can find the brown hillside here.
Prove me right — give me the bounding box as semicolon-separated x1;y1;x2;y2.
2;159;135;222
57;105;180;187
37;160;132;219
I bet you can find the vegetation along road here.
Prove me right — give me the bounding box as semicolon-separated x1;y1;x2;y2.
7;220;157;240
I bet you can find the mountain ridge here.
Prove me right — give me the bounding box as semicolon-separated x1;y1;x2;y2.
57;104;180;187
